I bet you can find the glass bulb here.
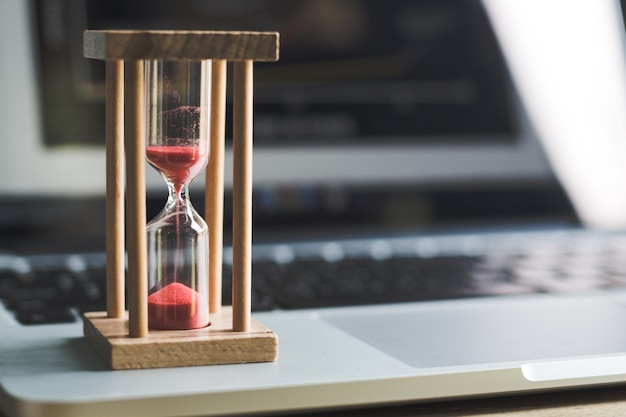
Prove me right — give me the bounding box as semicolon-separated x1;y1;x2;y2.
145;60;210;330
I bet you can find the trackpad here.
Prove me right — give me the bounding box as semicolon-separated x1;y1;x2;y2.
322;296;626;368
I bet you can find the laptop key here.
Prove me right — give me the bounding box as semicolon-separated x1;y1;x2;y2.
0;271;20;298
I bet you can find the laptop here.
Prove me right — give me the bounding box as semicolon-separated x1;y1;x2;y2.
4;0;626;415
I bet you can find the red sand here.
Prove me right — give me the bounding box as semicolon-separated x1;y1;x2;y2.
146;145;207;192
148;282;209;330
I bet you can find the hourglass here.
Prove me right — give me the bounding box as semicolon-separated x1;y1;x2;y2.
145;60;210;330
82;30;279;369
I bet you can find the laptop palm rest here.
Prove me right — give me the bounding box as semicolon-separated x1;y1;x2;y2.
322;295;626;369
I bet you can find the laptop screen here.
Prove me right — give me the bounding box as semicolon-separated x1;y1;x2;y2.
0;0;575;251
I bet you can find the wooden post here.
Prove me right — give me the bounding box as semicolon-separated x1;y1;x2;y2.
105;60;125;318
125;59;148;338
232;60;253;332
206;59;227;314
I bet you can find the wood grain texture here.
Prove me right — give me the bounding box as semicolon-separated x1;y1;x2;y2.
232;61;254;332
105;60;125;318
84;30;279;61
84;308;278;370
207;60;227;314
124;60;148;338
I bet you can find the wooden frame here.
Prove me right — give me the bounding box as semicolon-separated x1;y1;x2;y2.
82;30;279;370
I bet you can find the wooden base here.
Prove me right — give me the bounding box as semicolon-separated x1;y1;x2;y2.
83;307;278;370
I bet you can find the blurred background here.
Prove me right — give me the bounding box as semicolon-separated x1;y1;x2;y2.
3;0;626;253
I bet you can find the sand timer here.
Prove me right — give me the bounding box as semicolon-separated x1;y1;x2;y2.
83;30;279;369
145;61;210;330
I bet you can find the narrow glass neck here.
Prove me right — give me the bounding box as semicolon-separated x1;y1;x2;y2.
166;181;192;211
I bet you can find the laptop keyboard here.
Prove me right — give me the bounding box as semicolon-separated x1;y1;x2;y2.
2;229;626;325
0;254;108;325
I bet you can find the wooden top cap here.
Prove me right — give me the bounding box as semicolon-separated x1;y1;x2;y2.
84;30;279;61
